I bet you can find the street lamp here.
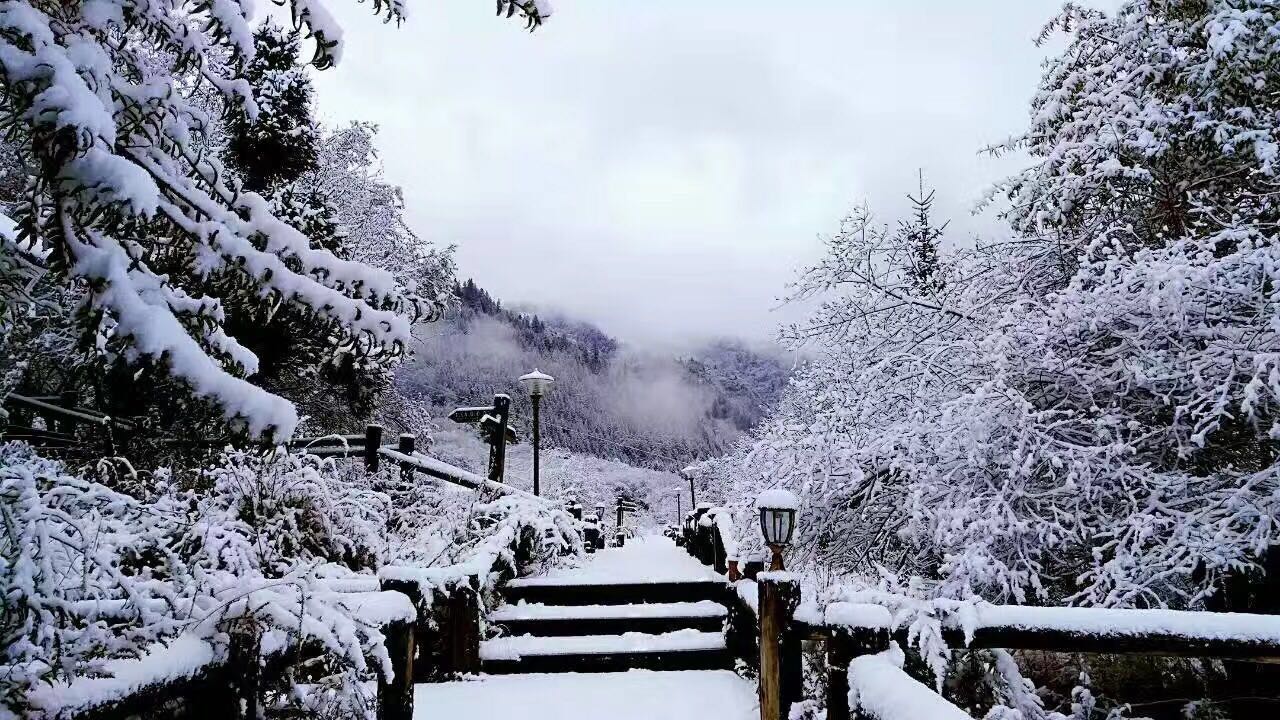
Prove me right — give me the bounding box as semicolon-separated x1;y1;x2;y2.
519;369;554;496
756;488;799;571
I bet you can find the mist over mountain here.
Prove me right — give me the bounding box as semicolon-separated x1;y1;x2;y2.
398;279;791;470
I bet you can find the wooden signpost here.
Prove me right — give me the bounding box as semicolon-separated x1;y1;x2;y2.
449;394;515;482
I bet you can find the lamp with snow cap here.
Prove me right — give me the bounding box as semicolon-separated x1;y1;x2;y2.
756;488;799;571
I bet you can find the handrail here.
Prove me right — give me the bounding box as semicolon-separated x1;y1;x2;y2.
4;392;136;431
820;601;1280;662
376;446;548;503
29;589;416;720
847;649;970;720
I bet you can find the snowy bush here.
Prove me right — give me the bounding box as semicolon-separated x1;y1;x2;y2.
0;442;398;718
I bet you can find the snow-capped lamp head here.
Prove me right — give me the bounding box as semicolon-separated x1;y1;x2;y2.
519;368;555;398
756;488;800;571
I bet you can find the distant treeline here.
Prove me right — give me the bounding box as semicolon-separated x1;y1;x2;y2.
399;279;791;470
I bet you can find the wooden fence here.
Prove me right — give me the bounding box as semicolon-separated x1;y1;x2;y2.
2;389;536;499
3;392;553;720
680;507;1280;720
37;502;550;720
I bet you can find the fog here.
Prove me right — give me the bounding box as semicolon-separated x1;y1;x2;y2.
311;0;1123;345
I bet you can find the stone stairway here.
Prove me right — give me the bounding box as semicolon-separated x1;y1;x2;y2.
481;578;734;673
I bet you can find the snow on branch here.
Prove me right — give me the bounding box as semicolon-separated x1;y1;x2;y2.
0;0;545;440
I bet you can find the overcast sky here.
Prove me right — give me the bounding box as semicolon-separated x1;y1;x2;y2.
311;0;1114;347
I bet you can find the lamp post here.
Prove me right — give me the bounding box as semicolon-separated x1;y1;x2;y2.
756;488;801;720
518;369;554;496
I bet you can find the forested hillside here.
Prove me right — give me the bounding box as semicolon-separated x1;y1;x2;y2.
399;279;791;470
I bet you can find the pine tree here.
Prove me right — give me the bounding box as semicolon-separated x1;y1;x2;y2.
897;170;947;296
0;0;550;441
218;26;382;432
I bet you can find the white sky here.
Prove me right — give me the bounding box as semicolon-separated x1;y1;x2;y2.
311;0;1116;346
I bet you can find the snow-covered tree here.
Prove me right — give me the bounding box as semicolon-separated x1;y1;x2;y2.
302;122;454;321
0;0;548;441
214;26;399;434
704;0;1280;612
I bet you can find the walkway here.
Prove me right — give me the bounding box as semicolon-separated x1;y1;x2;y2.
413;535;758;720
507;533;723;585
415;669;757;720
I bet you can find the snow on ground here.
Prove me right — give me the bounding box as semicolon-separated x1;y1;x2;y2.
507;535;720;586
489;600;727;621
480;630;725;660
414;670;758;720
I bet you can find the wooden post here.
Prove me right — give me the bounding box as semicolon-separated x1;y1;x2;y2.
488;394;510;482
365;424;383;472
449;581;481;674
827;626;890;720
397;433;415;481
58;389;78;435
712;521;728;575
759;575;800;720
223;616;262;720
382;578;434;683
378;618;415;720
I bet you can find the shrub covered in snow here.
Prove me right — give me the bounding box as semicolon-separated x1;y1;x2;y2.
0;442;401;717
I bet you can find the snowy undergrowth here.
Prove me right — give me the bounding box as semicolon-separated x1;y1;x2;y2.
0;441;579;719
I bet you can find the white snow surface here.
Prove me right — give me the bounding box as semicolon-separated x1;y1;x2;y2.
507;535;722;587
755;488;800;510
490;601;727;621
956;603;1280;643
413;670;757;720
479;630;724;660
336;590;416;626
26;634;216;716
826;602;893;629
848;644;970;720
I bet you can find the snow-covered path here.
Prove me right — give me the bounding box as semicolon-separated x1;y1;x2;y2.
508;534;721;586
413;535;751;718
414;670;758;720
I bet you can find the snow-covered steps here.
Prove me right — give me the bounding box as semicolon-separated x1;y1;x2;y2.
501;579;729;606
485;536;734;674
490;601;728;636
414;670;759;720
480;630;732;674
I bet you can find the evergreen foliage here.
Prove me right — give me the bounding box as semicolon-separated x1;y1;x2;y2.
898;170;947;296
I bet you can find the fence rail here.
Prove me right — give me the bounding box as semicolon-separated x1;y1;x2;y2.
36;494;559;720
29;590;416;720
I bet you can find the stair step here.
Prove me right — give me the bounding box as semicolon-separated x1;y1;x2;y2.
489;601;727;636
501;579;728;606
479;631;732;674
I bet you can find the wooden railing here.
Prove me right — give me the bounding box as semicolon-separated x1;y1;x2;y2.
29;588;417;720
39;509;566;720
678;505;1280;720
